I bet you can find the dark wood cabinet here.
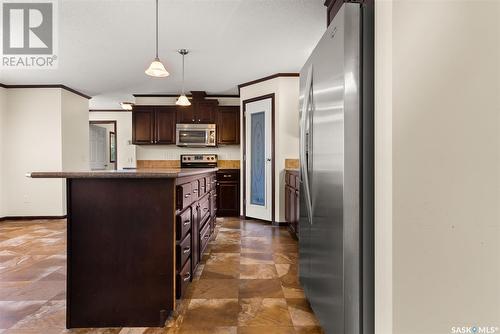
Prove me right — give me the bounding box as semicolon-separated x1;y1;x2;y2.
285;170;299;238
176;105;196;124
176;91;218;124
175;171;217;299
155;106;177;144
217;106;240;145
132;108;155;144
132;91;241;146
132;106;176;145
216;169;240;217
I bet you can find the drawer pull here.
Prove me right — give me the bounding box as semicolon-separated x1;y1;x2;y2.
183;273;191;282
184;193;191;198
183;220;190;226
224;174;231;178
183;247;191;254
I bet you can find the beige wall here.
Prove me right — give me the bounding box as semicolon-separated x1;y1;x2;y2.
88;111;136;169
376;1;500;333
239;76;300;222
1;88;89;217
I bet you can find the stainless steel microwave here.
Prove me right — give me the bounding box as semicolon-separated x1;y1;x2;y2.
176;124;216;147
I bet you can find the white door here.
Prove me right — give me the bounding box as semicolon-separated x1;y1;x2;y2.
89;125;107;170
245;97;273;221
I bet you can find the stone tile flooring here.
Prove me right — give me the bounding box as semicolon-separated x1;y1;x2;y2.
0;217;323;333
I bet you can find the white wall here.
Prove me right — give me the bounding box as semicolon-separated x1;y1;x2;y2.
239;76;300;222
0;88;89;217
376;1;500;333
3;89;65;216
88;112;136;169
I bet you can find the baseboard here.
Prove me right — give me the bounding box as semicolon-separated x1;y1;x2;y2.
0;215;67;222
273;221;289;227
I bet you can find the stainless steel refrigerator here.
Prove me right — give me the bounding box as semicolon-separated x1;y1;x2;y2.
299;3;374;334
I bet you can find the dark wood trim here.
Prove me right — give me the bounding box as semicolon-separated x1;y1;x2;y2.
133;94;240;98
238;73;299;93
0;215;67;222
242;93;276;223
0;84;91;99
89;121;118;170
89;109;131;113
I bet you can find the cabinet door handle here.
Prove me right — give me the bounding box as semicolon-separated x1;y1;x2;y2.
184;193;191;198
198;119;201;122
183;247;191;254
183;273;191;282
183;220;190;226
211;181;216;184
192;119;195;122
193;189;198;193
201;186;206;189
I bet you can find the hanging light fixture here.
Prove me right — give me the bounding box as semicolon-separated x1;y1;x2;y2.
145;0;169;77
176;49;191;106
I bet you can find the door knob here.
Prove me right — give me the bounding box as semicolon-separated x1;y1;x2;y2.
266;158;272;162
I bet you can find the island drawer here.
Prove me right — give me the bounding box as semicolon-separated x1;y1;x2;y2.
176;207;192;241
176;258;191;299
176;233;191;269
177;182;193;210
199;221;211;257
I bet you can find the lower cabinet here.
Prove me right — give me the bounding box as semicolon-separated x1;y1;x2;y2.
216;169;240;217
285;170;299;239
175;172;217;299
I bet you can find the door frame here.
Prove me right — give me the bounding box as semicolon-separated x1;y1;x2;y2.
89;120;118;170
242;93;276;223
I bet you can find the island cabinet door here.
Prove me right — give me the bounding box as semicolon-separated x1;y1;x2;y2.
190;203;200;274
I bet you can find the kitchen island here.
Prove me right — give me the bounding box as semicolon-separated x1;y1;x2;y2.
29;168;218;328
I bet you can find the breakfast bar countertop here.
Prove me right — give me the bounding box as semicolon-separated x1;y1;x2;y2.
28;167;219;179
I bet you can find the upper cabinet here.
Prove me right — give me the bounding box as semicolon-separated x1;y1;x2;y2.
217;106;240;145
132;106;176;145
177;91;217;124
132;91;241;146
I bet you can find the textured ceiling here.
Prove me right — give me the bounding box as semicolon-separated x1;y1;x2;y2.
0;0;325;108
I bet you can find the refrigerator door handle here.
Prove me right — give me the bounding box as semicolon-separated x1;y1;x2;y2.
300;65;314;225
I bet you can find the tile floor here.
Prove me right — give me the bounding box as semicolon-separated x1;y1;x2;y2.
0;217;323;333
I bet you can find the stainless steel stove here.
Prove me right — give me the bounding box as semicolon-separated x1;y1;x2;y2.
180;154;218;168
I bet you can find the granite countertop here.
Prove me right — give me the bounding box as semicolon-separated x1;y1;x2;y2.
28;168;219;179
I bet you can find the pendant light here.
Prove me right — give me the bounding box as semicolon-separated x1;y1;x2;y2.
176;49;191;106
145;0;169;77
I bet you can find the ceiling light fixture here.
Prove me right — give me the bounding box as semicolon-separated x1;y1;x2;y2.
145;0;169;77
176;49;191;106
120;102;134;110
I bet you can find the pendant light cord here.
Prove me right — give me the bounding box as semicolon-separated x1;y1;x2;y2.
182;53;185;94
155;0;159;58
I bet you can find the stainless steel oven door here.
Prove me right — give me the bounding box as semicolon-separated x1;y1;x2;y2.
177;129;208;146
